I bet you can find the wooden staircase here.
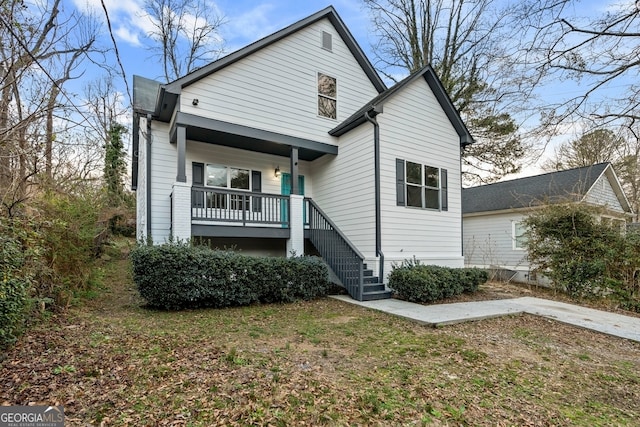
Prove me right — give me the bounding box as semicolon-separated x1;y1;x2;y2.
305;199;392;301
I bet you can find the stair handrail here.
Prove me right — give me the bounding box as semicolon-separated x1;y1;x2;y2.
305;198;365;261
305;198;365;300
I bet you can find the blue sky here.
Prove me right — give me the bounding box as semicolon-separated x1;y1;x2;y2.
71;0;376;86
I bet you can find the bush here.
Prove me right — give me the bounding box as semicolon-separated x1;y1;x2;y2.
32;190;106;306
459;268;489;293
0;232;32;348
388;259;487;303
130;242;329;310
524;203;640;308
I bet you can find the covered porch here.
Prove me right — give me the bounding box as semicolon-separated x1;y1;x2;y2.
168;111;337;251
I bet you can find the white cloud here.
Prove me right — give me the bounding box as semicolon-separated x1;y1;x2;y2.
114;25;142;46
223;3;278;45
72;0;151;46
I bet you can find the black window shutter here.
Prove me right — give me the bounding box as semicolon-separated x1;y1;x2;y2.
192;163;204;208
252;170;262;212
396;159;405;206
441;169;448;211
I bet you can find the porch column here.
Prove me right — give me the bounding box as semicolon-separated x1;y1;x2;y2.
286;194;305;257
171;181;191;241
176;125;187;183
290;146;299;195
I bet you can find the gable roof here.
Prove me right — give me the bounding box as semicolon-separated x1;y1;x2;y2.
462;163;631;214
164;6;386;95
328;64;474;146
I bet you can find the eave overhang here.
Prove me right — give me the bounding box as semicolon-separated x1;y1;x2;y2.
170;112;338;161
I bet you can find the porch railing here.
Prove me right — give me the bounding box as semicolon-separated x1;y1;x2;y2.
191;187;289;227
305;198;364;300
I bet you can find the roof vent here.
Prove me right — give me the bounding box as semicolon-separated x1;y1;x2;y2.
322;31;332;51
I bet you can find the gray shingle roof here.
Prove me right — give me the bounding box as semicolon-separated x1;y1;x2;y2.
462;163;610;214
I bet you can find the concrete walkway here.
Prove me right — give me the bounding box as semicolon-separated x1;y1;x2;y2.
330;295;640;343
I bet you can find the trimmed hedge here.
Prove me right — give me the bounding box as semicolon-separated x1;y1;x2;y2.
130;242;329;310
388;262;488;303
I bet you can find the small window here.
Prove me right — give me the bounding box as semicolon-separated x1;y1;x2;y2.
318;73;337;119
322;31;332;51
513;221;527;250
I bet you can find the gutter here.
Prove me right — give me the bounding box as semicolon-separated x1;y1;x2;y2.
364;110;384;282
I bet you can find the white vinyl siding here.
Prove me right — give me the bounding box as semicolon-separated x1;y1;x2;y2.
148;121;177;242
179;19;380;145
463;212;530;270
135;117;148;240
312;124;376;257
378;77;463;270
585;174;626;213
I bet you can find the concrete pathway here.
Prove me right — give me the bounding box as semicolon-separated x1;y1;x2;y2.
330;295;640;343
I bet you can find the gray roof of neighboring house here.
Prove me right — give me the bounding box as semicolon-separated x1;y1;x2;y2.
462;163;613;214
329;64;474;146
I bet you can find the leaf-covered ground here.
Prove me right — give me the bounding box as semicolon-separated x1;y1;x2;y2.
2;243;640;426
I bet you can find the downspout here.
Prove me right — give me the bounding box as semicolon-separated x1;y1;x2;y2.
146;114;152;240
460;142;467;258
364;110;384;282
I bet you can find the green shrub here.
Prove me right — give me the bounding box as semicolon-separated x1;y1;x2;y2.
0;233;32;348
130;242;329;310
388;260;487;303
459;268;489;293
523;203;640;307
27;191;105;307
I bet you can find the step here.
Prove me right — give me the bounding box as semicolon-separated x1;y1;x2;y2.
363;275;380;284
361;289;393;301
363;269;374;277
363;283;385;293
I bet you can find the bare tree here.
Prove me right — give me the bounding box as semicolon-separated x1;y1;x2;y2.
363;0;533;183
83;75;129;144
523;1;639;132
0;0;104;213
144;0;226;82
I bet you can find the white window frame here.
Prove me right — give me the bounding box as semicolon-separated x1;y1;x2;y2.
404;160;441;210
205;164;252;191
317;72;337;120
512;221;527;250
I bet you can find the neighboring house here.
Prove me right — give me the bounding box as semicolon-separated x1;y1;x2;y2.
131;6;473;301
462;163;633;283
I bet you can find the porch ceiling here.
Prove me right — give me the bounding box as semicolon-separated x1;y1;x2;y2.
171;112;338;161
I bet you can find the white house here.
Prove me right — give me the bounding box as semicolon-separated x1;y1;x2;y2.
131;6;473;301
462;163;633;283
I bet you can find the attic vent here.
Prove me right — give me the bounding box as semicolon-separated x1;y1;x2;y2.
322;31;332;51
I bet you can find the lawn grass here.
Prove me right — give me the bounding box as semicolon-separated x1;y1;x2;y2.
1;240;639;426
